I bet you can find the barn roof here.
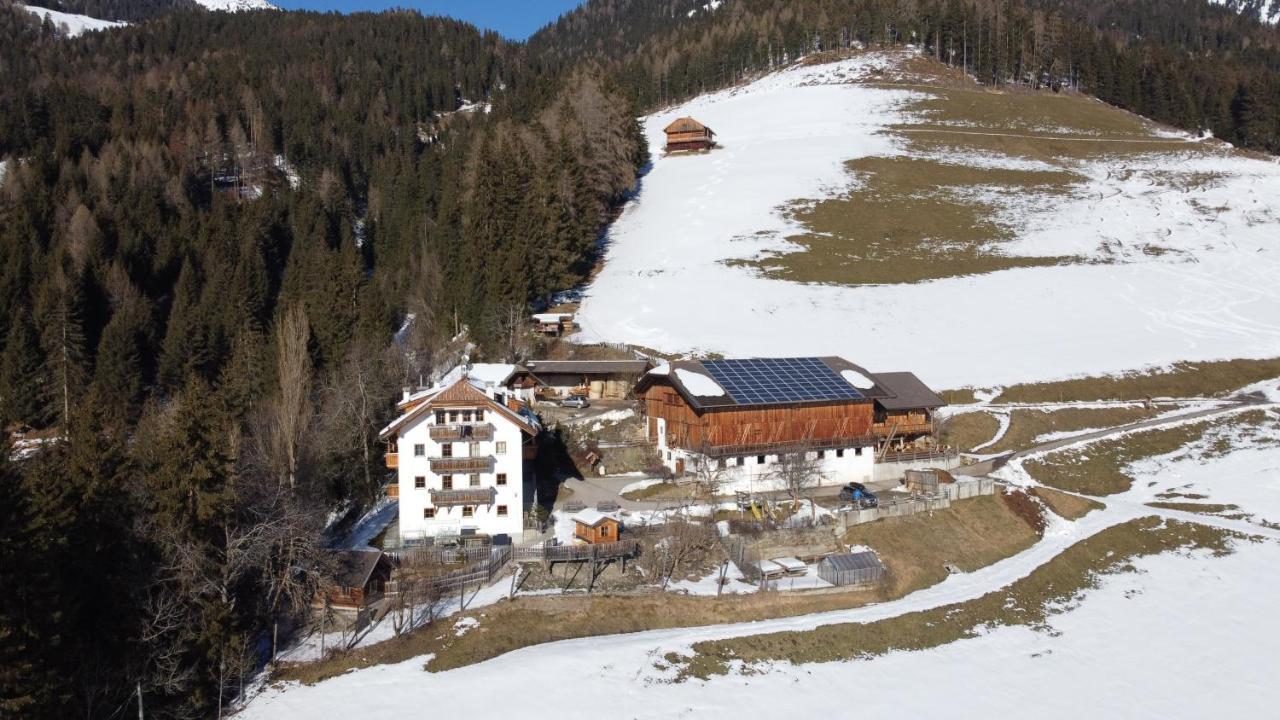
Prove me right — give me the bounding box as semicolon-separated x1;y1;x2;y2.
523;360;653;376
329;549;386;589
870;372;946;410
663;116;713;135
636;356;944;414
821;551;884;573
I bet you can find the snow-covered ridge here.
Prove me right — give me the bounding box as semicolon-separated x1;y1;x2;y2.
192;0;278;11
19;4;126;36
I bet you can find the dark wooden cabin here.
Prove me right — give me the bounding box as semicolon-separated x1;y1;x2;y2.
663;117;716;153
319;550;393;610
635;357;944;458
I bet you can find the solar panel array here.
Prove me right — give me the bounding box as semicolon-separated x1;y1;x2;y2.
699;358;864;406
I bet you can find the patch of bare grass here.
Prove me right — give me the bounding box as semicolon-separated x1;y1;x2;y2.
984;406;1166;454
673;517;1240;679
1146;501;1240;515
939;388;979;405
622;482;692;502
735;156;1078;285
842;493;1041;598
1023;410;1270;496
1031;486;1104;520
939;411;1002;452
994;358;1280;403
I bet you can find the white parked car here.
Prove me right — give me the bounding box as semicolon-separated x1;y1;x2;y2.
561;395;591;409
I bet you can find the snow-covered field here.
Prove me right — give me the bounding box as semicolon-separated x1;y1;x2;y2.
573;51;1280;390
240;421;1280;718
19;4;126;37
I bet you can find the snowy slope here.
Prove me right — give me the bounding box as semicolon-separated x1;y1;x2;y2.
19;4;126;36
1209;0;1280;24
572;51;1280;390
192;0;278;10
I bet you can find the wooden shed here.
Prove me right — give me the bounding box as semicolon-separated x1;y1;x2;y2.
319;549;393;610
817;551;885;587
572;509;621;544
663;117;716;153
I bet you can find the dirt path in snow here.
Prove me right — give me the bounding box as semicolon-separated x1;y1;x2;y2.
953;396;1270;477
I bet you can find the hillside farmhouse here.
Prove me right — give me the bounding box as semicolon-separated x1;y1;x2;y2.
531;312;578;337
663;117;716;153
635;356;949;492
380;376;540;545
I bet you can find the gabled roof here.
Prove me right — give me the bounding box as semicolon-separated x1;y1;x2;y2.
380;378;537;439
872;372;946;410
820;551;884;572
636;356;943;413
571;508;617;528
664;116;713;135
397;363;541;410
328;549;387;589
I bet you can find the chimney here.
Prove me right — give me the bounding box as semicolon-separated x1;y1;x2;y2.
402;386;411;402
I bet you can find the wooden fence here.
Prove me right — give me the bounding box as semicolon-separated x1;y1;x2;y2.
385;545;511;596
386;545;493;566
513;540;639;563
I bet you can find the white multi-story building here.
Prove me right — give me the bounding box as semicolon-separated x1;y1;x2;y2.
380;377;538;544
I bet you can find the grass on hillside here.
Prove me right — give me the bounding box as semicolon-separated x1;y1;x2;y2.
1031;486;1105;521
1022;410;1269;496
983;406;1166;454
735;155;1077;285
275;495;1039;684
939;411;1002;452
620;482;692;502
669;517;1240;679
993;358;1280;403
843;492;1042;598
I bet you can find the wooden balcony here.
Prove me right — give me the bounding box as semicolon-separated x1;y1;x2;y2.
430;423;495;442
430;487;496;507
385;452;399;469
429;455;495;473
871;420;935;438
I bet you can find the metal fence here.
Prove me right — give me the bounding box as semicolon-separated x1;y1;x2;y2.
837;479;995;530
720;534;762;583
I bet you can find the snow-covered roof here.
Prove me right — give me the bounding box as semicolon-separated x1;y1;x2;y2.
674;368;725;397
841;368;876;390
647;362;671;376
571;508;615;527
465;363;518;387
771;556;806;572
531;313;573;323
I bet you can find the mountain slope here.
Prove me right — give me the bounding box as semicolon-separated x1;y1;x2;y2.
532;0;1280;154
574;49;1280;388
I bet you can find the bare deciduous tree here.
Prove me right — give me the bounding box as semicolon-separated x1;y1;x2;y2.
767;445;827;521
271;305;313;489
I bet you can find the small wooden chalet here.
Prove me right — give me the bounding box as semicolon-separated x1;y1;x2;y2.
319;550;393;611
663;117;716;153
572;509;621;544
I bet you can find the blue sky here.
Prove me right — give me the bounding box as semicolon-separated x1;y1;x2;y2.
273;0;586;39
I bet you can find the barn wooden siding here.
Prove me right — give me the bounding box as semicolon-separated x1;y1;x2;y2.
641;386;875;450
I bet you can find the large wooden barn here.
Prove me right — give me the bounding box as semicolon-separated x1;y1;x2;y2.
633;357;947;491
663;117;716;153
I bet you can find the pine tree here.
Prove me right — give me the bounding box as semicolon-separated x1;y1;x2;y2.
0;310;46;426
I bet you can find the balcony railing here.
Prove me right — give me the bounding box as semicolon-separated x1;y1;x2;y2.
429;456;495;473
385;452;399;469
430;487;497;507
430;423;495;442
